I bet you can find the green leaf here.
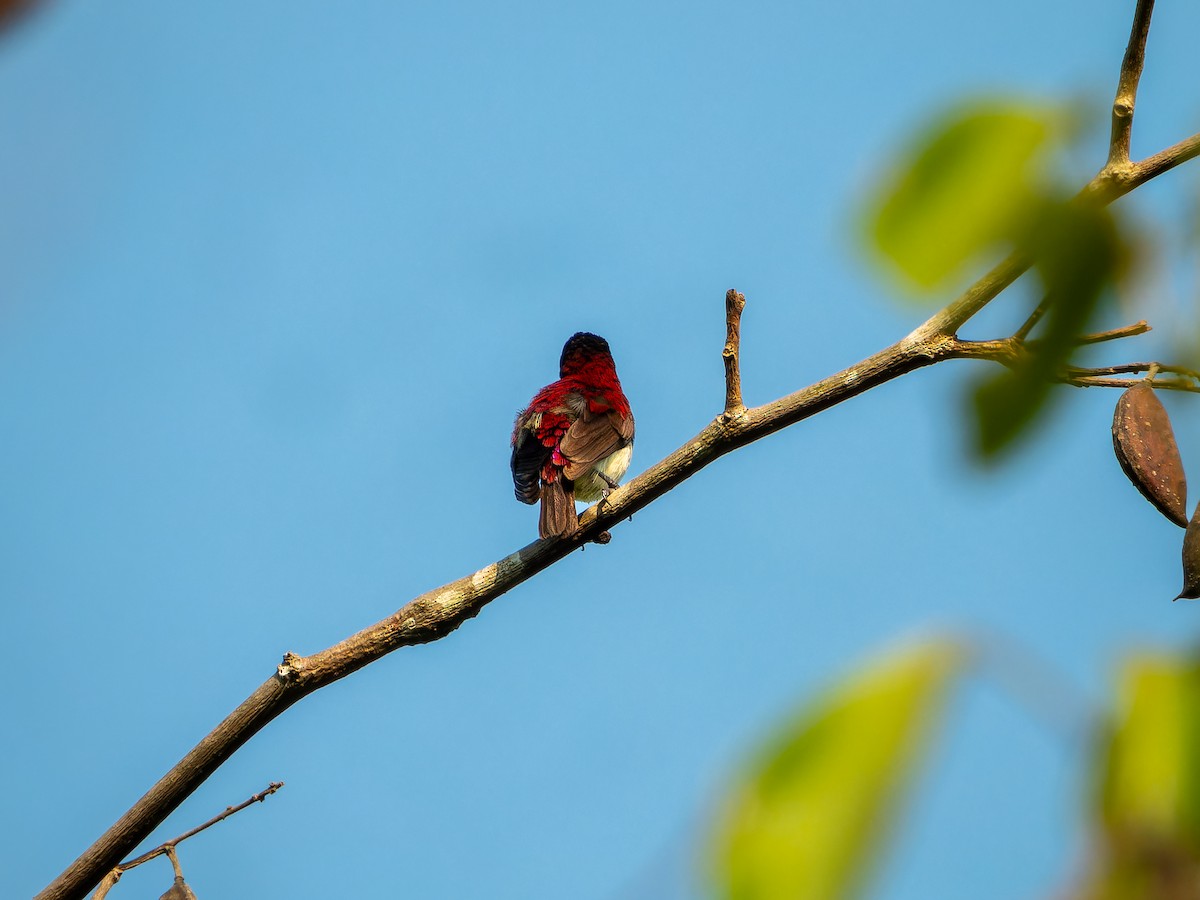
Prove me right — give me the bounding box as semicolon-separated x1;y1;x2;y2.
1097;653;1200;853
712;638;966;900
969;200;1127;458
969;366;1054;458
867;103;1056;293
1027;200;1125;339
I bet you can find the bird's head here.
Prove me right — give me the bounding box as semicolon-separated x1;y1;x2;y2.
559;332;613;376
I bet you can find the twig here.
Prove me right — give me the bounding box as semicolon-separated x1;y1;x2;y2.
1070;321;1151;345
88;872;120;900
165;848;184;881
1022;320;1151;351
942;337;1023;366
91;781;283;897
1107;0;1154;167
722;289;746;417
944;325;1180;388
1005;301;1146;355
1059;360;1200;391
724;290;744;417
1061;375;1200;393
942;326;1196;390
1013;297;1051;341
1127;131;1200;188
1063;361;1199;380
118;781;283;872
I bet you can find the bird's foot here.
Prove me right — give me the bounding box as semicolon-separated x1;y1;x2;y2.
597;473;621;510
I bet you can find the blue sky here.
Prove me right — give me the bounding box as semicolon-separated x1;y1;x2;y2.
3;1;1200;898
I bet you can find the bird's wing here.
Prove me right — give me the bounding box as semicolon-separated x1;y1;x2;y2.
559;408;634;480
510;431;546;504
511;407;574;503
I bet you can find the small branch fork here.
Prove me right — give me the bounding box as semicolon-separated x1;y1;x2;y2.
918;0;1197;341
37;3;1200;899
944;318;1200;393
89;783;283;900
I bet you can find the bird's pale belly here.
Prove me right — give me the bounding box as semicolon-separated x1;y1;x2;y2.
573;444;633;502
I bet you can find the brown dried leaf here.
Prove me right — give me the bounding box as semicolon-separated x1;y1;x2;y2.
159;876;199;900
1180;504;1200;600
0;0;47;36
1112;384;1188;528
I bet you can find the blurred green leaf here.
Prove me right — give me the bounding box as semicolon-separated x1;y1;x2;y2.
1028;201;1125;337
712;637;965;900
970;200;1127;457
867;103;1056;292
1098;652;1200;852
970;365;1052;458
864;97;1133;459
1078;653;1200;900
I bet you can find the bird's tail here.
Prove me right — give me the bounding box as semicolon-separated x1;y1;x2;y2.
539;479;577;539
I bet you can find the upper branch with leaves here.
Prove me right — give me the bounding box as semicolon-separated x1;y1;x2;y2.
38;2;1200;898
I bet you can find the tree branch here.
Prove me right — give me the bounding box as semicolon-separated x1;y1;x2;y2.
1068;321;1151;345
1013;297;1052;341
1060;359;1200;392
117;782;282;873
919;118;1200;343
90;783;282;899
937;317;1188;388
34;311;953;900
1107;0;1154;167
1062;375;1200;392
1126;130;1200;189
723;289;747;417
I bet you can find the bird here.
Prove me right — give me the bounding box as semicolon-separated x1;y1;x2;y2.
511;332;635;539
